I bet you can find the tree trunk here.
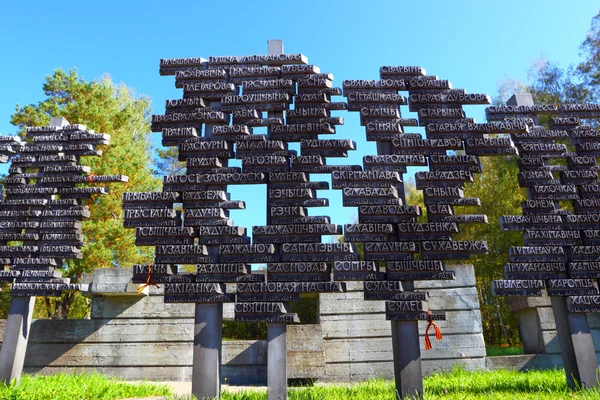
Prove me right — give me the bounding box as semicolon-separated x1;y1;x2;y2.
44;297;52;319
495;298;512;346
52;292;74;319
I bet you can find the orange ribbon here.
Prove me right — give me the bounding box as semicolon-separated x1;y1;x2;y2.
424;311;443;350
137;265;159;294
87;174;95;183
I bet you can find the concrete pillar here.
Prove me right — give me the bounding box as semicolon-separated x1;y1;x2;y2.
508;93;599;389
0;296;36;384
380;137;421;399
517;308;546;354
567;311;599;388
506;297;548;354
267;323;287;400
551;297;599;388
264;40;288;400
0;116;66;384
192;302;223;399
189;98;226;399
391;320;423;399
390;279;423;400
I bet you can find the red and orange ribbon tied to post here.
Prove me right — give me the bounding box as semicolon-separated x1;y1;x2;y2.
137;264;160;294
424;310;443;350
87;174;95;183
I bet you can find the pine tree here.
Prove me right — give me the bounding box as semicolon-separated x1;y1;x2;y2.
154;146;185;176
9;68;160;318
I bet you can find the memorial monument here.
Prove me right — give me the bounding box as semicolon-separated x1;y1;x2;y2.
124;41;351;400
0;117;128;383
491;96;600;388
337;68;519;398
4;40;599;399
123;40;525;400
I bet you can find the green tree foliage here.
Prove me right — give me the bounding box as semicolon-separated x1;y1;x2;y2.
575;10;600;102
9;69;160;318
404;177;425;221
403;170;524;345
457;156;525;345
154;146;185;176
496;10;600;106
483;9;600;344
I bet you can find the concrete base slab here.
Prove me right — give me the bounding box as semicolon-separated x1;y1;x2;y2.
0;296;35;384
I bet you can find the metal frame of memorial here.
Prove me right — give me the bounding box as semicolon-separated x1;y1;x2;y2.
0;117;128;383
4;40;600;400
491;95;600;389
124;40;526;400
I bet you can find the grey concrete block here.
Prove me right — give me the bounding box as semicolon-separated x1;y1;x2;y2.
324;334;485;363
19;338;316;384
288;353;324;379
321;310;483;339
485;354;564;371
422;357;486;375
24;342;193;367
426;287;480;311
23;341;272;368
91;296;195;319
341;282;366;292
24;319;194;343
320;292;385;315
587;313;600;329
414;265;476;289
321;313;388;338
537;307;556;331
288;325;323;351
507;93;534;106
223;303;235;320
517;308;546;354
223;341;267;365
321;288;479;316
322;358;485;382
0;250;488;385
223;365;267;385
92;294;235;321
324;360;393;381
507;293;551;312
288;351;324;379
543;331;560;354
88;268;141;296
287;325;325;379
416;310;483;335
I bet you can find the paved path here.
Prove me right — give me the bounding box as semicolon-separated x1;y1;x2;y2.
128;381;268;399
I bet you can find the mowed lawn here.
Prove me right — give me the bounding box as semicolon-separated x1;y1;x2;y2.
220;368;600;400
2;368;600;399
0;372;171;400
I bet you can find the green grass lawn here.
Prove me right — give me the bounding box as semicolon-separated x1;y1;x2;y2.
220;368;600;400
0;372;171;400
486;345;525;357
2;368;600;399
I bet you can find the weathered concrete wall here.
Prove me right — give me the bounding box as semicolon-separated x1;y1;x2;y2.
0;269;323;385
319;264;486;381
0;266;487;383
508;295;600;363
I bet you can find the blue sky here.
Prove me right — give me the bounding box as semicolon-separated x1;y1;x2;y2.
0;0;598;235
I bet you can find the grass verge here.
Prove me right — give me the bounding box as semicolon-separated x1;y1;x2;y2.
486;345;525;357
217;368;600;400
3;368;600;399
0;372;172;400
